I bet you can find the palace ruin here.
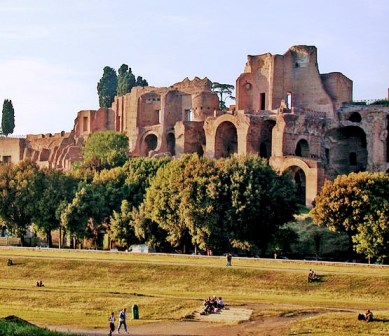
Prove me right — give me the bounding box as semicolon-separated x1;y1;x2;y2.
1;45;388;207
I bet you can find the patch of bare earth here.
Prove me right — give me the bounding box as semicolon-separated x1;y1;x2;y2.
50;303;324;336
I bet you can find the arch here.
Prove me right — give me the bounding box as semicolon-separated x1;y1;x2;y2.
166;132;176;156
295;139;310;158
143;133;158;156
215;121;238;158
349;112;362;123
270;156;318;208
285;166;306;206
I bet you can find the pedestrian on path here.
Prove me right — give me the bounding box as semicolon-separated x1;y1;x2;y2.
117;307;128;334
108;311;115;336
226;253;232;266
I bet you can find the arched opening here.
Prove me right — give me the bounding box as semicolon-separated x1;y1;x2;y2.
215;121;238;158
295;139;310;158
144;134;158;156
324;126;367;179
249;119;275;159
286;166;306;206
166;133;176;156
349;112;362;123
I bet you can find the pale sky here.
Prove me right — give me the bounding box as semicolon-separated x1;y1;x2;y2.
1;0;388;135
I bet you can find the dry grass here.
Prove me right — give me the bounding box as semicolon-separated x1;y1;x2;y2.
1;247;388;334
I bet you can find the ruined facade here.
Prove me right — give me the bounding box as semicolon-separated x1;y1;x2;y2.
1;45;388;207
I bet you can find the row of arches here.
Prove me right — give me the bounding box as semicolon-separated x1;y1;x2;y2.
139;120;376;206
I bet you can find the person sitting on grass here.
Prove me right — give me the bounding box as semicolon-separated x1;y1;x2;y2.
217;297;225;309
308;269;319;282
201;298;213;315
365;309;373;322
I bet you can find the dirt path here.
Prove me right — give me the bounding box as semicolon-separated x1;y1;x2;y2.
47;303;328;336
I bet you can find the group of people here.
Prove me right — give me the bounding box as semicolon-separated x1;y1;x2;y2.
307;269;319;282
109;308;128;335
36;280;44;287
200;296;225;315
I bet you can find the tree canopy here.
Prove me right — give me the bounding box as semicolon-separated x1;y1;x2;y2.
0;160;40;239
81;131;129;171
310;172;389;262
98;64;149;107
218;155;298;254
1;99;15;136
142;154;298;254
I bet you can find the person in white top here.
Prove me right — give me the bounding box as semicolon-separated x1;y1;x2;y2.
108;311;115;336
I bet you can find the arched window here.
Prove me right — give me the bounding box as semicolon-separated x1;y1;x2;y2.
349;112;362;123
295;139;309;158
215;121;238;158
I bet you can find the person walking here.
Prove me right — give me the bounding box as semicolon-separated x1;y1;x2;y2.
108;311;115;336
117;307;128;334
226;253;232;266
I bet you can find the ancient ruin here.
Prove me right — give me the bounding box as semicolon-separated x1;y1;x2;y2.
1;45;388;207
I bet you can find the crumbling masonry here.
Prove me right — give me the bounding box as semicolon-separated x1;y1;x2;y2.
1;45;388;207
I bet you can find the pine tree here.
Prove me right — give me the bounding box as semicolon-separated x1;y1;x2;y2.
1;99;15;136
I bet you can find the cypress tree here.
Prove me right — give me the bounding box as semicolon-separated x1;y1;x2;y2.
97;66;118;108
1;99;15;136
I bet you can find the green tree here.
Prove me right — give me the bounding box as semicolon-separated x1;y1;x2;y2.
97;66;118;108
110;200;139;248
218;154;298;255
117;64;136;96
178;154;225;252
0;160;40;240
143;156;191;250
135;75;148;87
1;99;15;136
81;131;129;171
211;82;235;110
33;169;77;247
310;172;389;262
111;157;171;248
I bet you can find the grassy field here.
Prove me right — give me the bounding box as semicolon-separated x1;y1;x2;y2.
1;247;388;335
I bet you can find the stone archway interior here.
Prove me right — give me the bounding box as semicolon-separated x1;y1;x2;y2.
295;139;309;157
215;121;238;158
166;133;176;156
286;166;306;206
144;134;158;156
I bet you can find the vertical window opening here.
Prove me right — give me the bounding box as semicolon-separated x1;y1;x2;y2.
260;93;266;110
